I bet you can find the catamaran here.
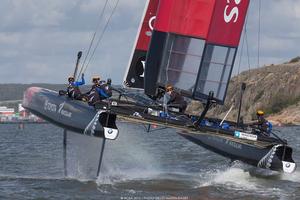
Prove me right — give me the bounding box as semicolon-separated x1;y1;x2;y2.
22;0;296;174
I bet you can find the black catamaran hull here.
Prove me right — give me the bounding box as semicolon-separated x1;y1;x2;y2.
112;106;296;173
178;131;296;173
22;87;118;139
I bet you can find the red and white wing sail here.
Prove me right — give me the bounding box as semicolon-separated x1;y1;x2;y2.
144;0;250;104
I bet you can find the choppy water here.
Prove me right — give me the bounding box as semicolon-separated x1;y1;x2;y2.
0;123;300;200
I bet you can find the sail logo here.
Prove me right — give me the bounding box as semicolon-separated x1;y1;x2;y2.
148;16;156;31
224;0;242;23
140;61;145;77
146;16;156;37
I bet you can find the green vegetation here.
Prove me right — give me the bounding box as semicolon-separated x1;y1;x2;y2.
288;56;300;63
265;93;300;114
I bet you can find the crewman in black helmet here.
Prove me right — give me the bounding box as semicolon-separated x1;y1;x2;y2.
66;73;85;100
100;78;113;97
165;84;187;113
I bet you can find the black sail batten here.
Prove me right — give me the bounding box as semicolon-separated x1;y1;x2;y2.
144;31;168;96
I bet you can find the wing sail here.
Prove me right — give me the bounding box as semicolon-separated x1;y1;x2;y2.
144;0;250;104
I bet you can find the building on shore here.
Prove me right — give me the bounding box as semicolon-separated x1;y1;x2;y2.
0;104;44;122
0;106;15;121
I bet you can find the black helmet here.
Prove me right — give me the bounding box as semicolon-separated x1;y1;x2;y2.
107;78;112;85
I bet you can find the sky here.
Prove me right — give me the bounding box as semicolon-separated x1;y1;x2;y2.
0;0;299;84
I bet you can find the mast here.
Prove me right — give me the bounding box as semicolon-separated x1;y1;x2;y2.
123;0;159;89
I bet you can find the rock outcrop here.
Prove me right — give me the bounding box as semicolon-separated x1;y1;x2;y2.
186;59;300;125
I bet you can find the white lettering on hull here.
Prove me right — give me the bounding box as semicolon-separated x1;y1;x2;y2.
44;100;72;118
44;100;57;112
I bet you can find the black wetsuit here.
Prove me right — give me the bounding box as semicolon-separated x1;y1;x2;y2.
67;78;85;100
250;115;270;135
86;83;112;106
167;91;187;113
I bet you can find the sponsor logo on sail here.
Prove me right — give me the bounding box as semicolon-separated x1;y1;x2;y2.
140;61;146;78
224;0;242;23
148;16;156;31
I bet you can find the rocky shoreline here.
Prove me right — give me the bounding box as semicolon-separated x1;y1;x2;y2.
186;59;300;126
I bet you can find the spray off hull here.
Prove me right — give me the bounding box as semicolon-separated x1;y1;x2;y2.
22;87;118;140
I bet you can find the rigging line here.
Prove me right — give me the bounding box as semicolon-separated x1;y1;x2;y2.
245;23;251;80
257;0;261;68
241;6;251;80
77;0;110;81
237;23;246;77
82;0;120;76
234;8;249;109
236;29;245;85
237;8;250;82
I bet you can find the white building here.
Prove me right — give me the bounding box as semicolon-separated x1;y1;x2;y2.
0;106;14;116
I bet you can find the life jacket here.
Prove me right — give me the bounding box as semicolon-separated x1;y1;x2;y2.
67;83;81;99
266;122;273;133
257;116;270;133
87;85;101;105
100;83;112;98
167;91;187;112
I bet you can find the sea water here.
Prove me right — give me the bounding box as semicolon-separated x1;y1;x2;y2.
0;123;299;200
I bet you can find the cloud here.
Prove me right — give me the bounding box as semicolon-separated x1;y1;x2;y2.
235;0;300;70
0;0;299;84
0;0;78;30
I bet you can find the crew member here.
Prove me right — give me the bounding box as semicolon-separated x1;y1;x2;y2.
100;78;113;97
86;76;111;106
249;110;272;136
165;84;187;113
67;73;85;100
